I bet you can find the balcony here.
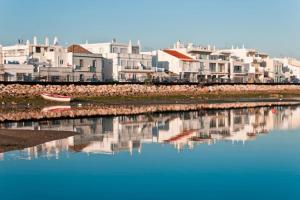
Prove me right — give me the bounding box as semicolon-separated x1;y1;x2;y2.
75;65;81;70
89;66;96;72
120;66;153;72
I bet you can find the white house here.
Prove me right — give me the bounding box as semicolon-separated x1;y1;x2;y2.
157;49;200;82
1;36;66;68
274;57;300;83
66;45;103;82
81;39;154;82
169;41;231;82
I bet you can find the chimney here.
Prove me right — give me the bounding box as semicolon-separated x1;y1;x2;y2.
45;37;49;46
33;36;37;45
128;40;132;54
0;45;2;65
53;36;58;45
137;40;141;48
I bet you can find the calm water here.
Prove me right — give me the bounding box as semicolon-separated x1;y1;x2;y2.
1;106;300;200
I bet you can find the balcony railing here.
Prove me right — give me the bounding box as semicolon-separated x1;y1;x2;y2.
89;66;96;72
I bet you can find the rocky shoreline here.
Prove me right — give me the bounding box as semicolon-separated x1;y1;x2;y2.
0;101;298;122
1;84;300;98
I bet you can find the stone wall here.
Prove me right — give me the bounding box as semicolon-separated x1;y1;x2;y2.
0;84;300;98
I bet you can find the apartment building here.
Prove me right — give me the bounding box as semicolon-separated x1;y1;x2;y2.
274;58;300;83
220;47;268;83
169;41;231;83
1;36;65;67
81;39;154;82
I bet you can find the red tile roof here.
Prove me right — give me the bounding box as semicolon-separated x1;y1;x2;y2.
163;49;195;62
164;130;196;143
68;45;92;54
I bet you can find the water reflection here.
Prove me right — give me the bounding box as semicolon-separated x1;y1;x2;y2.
1;105;300;160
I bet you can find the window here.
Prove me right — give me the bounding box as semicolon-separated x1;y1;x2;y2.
79;59;84;68
218;64;225;73
234;66;242;73
92;60;96;67
35;47;41;53
128;60;133;67
79;74;84;82
210;119;217;128
209;63;216;72
16;73;26;81
112;47;118;53
120;48;127;54
121;60;127;67
218;118;225;127
234;117;242;125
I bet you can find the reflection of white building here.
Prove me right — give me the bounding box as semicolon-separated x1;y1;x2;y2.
2;106;300;160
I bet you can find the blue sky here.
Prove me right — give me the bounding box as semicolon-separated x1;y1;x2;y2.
0;0;299;58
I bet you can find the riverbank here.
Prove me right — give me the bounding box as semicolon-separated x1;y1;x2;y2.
1;84;300;99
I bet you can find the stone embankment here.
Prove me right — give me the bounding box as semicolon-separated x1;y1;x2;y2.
0;101;298;122
0;84;300;98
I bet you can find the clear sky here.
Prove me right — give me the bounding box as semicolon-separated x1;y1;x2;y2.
0;0;299;58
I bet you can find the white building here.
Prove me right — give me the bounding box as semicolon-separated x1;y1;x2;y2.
81;39;154;82
156;49;200;82
66;45;103;82
0;64;34;81
220;47;269;83
1;36;66;68
162;41;231;83
265;58;284;83
274;58;300;83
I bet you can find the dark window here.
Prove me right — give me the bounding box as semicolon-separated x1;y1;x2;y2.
35;47;41;53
